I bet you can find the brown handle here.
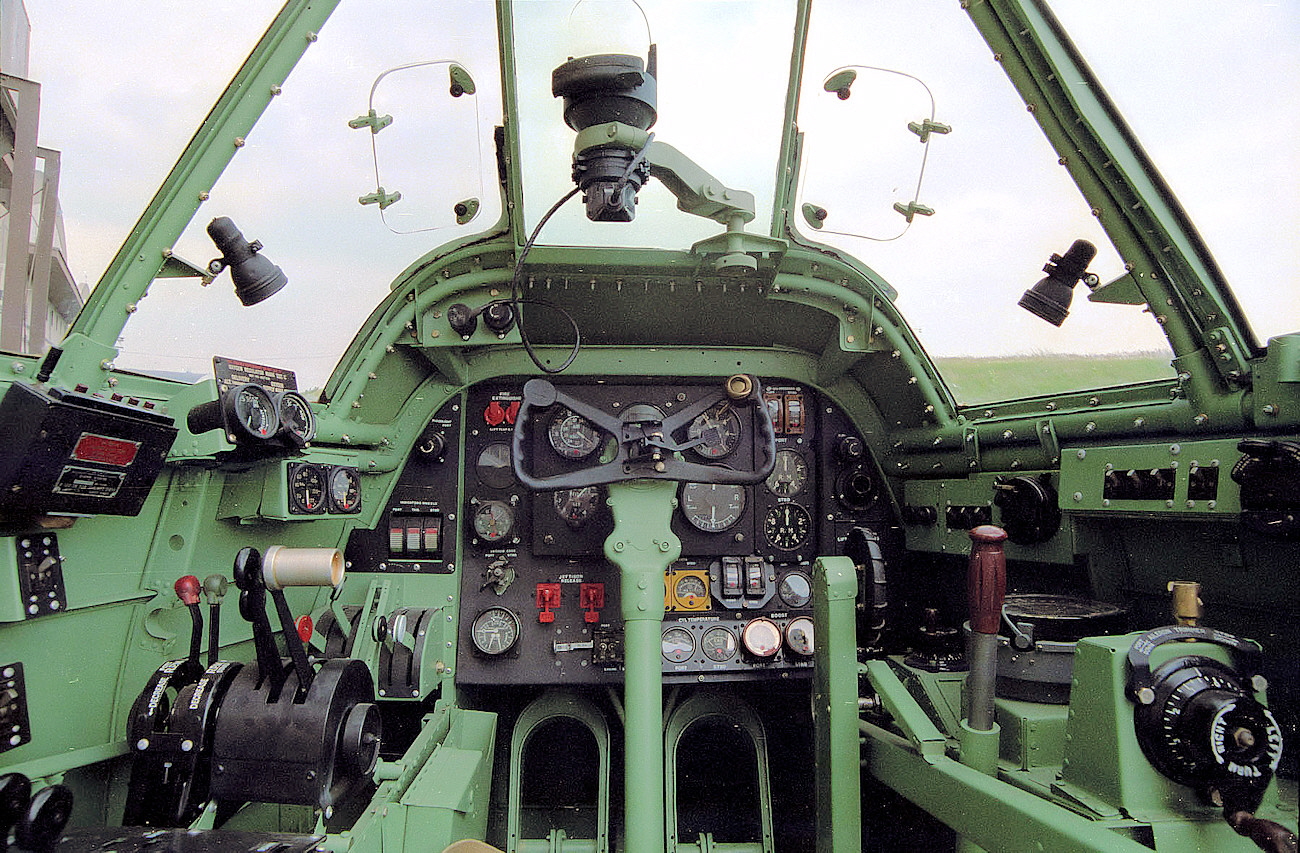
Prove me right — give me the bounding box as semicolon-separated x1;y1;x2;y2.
967;525;1007;635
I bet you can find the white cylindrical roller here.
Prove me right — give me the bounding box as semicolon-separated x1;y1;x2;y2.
262;545;344;590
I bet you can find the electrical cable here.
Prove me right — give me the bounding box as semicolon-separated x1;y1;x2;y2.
502;186;583;374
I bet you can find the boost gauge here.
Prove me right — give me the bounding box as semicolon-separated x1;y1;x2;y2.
470;607;520;655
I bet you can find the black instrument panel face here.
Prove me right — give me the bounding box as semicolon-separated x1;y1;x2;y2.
349;379;893;686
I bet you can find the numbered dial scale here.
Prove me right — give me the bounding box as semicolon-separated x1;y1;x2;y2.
680;483;747;532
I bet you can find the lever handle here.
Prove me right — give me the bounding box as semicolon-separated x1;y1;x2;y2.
967;525;1007;635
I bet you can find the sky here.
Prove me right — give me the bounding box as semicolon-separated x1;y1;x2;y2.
16;0;1300;391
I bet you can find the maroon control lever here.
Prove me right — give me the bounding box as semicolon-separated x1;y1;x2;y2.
173;575;204;677
966;525;1007;731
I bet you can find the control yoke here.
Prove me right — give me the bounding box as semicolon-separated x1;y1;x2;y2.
512;375;776;490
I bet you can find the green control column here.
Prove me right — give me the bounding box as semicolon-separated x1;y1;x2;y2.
604;478;681;853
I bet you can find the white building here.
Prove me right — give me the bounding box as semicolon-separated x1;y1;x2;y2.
1;0;83;355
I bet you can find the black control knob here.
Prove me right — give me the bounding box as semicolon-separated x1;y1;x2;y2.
417;430;447;460
1134;654;1283;810
447;303;477;339
482;301;515;334
837;435;865;463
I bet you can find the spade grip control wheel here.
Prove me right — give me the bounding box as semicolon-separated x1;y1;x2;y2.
512;375;776;490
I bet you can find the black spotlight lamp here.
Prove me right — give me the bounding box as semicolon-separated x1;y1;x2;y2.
206;217;288;306
552;50;658;222
1018;239;1097;327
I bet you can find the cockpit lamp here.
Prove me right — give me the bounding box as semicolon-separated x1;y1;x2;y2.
205;216;288;306
1018;239;1097;326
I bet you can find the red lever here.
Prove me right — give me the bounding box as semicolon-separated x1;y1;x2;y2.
967;525;1007;635
296;614;314;643
580;583;605;623
174;575;201;606
536;583;562;623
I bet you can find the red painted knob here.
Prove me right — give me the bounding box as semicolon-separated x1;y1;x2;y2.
174;575;201;606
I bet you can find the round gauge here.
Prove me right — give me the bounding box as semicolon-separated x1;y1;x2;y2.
288;463;326;514
701;627;737;662
327;466;362;513
765;450;809;497
661;626;696;663
680;483;747;533
548;409;602;459
225;383;277;440
741;618;782;658
674;574;708;608
476;442;515;489
687;402;742;459
472;500;514;543
785;617;815;656
553;487;602;528
276;391;316;446
764;503;812;551
470;607;520;655
778;571;813;608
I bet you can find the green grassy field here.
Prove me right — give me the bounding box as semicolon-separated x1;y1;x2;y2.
933;352;1175;406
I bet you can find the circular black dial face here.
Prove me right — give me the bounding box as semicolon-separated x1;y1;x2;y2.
328;466;362;513
680;482;746;532
687;402;742;459
701;627;737;662
229;384;277;440
548;409;602;459
289;463;326;514
765;450;808;497
553;486;602;528
661;626;695;663
764;503;811;551
470;607;520;655
475;442;515;488
778;571;813;608
472;500;514;543
276;391;315;446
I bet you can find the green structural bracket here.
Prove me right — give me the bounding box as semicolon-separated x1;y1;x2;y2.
604;478;681;853
812;555;861;853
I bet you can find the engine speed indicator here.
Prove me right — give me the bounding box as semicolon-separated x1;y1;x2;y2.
764;503;811;551
548;409;602;459
687;401;742;459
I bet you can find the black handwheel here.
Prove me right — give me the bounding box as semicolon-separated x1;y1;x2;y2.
14;784;73;853
511;375;776;490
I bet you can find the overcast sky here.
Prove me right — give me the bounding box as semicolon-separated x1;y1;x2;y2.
18;1;1300;389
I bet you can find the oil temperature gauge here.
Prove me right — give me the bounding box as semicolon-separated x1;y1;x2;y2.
470;607;520;655
661;626;696;663
327;466;362;513
472;500;515;543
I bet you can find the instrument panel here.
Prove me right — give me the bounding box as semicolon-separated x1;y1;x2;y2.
346;378;894;687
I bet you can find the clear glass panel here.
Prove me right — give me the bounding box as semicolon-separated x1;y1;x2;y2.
1051;0;1300;346
511;0;798;251
100;1;504;392
797;0;1176;404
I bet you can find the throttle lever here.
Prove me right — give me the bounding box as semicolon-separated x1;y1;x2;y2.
173;576;205;681
966;525;1007;732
